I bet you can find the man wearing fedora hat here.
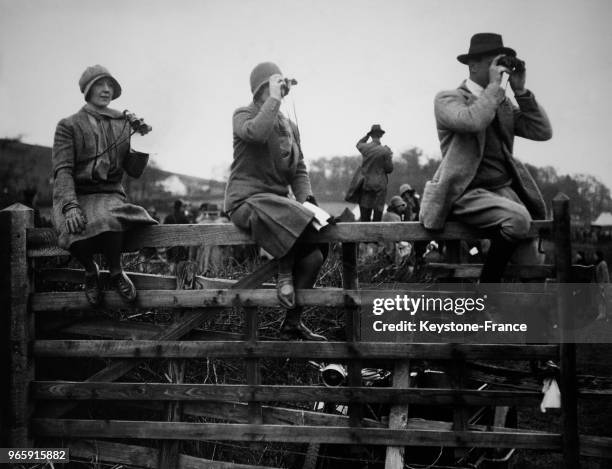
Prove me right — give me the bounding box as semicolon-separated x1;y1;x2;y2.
354;124;394;222
420;33;552;282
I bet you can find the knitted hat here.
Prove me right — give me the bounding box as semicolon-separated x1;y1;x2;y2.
250;62;282;96
79;65;122;101
399;183;414;195
389;196;406;210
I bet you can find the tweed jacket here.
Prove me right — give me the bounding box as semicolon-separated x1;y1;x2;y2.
420;81;552;230
225;97;312;212
356;140;393;193
52;105;129;214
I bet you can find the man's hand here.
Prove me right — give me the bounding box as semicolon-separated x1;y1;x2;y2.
489;54;511;87
509;60;527;95
65;206;87;234
269;73;284;101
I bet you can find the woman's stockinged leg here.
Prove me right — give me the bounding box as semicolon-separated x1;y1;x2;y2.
70;238;101;305
98;231;124;276
98;231;137;302
280;245;326;341
70;238;98;273
277;249;296;308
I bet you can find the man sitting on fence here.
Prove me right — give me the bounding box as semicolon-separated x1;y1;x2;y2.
420;33;552;282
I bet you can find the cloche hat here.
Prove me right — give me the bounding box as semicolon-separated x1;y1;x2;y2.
79;64;122;100
250;62;282;96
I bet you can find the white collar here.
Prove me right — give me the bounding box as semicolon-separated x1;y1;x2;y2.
465;78;484;97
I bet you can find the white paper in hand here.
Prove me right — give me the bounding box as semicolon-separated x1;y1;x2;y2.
303;201;331;231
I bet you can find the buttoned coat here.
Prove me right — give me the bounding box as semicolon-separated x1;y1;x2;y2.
420;81;552;230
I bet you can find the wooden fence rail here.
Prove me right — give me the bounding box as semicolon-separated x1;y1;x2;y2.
2;198;611;469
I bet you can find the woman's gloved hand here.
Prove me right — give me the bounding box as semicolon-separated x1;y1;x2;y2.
65;206;88;234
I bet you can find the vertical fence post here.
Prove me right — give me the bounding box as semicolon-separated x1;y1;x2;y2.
246;308;262;424
0;204;34;447
553;193;579;469
445;240;469;458
342;242;362;426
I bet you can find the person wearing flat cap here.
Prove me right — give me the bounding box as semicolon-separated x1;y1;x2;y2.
354;124;394;222
224;62;327;341
420;33;552;282
51;65;157;306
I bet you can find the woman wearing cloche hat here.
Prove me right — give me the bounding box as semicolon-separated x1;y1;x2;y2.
224;62;327;341
51;65;157;306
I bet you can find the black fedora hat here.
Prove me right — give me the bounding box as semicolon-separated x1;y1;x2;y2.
457;33;516;64
369;124;385;136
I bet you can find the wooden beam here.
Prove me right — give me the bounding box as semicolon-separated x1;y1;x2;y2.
31;419;562;449
0;203;34;447
385;360;411;468
554;194;580;469
45;318;244;341
38;268;239;290
66;439;279;469
30;287;553;312
26;220;552;257
32;381;543;406
33;340;559;360
579;435;612;459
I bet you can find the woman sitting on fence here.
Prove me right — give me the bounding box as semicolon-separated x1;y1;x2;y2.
224;62;327;341
51;65;157;306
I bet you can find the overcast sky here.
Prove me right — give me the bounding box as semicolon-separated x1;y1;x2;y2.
1;0;611;189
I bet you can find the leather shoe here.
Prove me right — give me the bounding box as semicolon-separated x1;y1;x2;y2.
110;271;137;303
277;273;295;309
279;320;327;341
84;262;101;306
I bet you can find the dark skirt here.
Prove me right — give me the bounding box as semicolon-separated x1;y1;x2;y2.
230;193;314;258
53;192;158;250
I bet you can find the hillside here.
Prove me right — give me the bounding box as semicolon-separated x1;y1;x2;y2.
0;138;225;209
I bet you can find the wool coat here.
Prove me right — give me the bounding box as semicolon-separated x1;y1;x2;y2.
420;81;552;230
224;97;315;258
52;105;156;249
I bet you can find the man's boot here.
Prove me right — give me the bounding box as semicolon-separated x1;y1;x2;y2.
480;234;518;283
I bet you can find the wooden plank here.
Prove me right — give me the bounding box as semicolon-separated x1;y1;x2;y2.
553;194;580;469
33;340;559;360
30;286;555;312
245;308;262;424
38;268;240;290
342;242;362;426
385;360;411;469
182;401;385;428
31;419;562;449
425;263;594;281
37;262;277;419
67;439;279;469
32;381;543;406
0;204;34;447
47;318;244;341
579;435;612;459
27;221;552;257
120;400;546;434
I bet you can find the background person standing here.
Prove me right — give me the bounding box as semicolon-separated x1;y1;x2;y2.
354;124;393;222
